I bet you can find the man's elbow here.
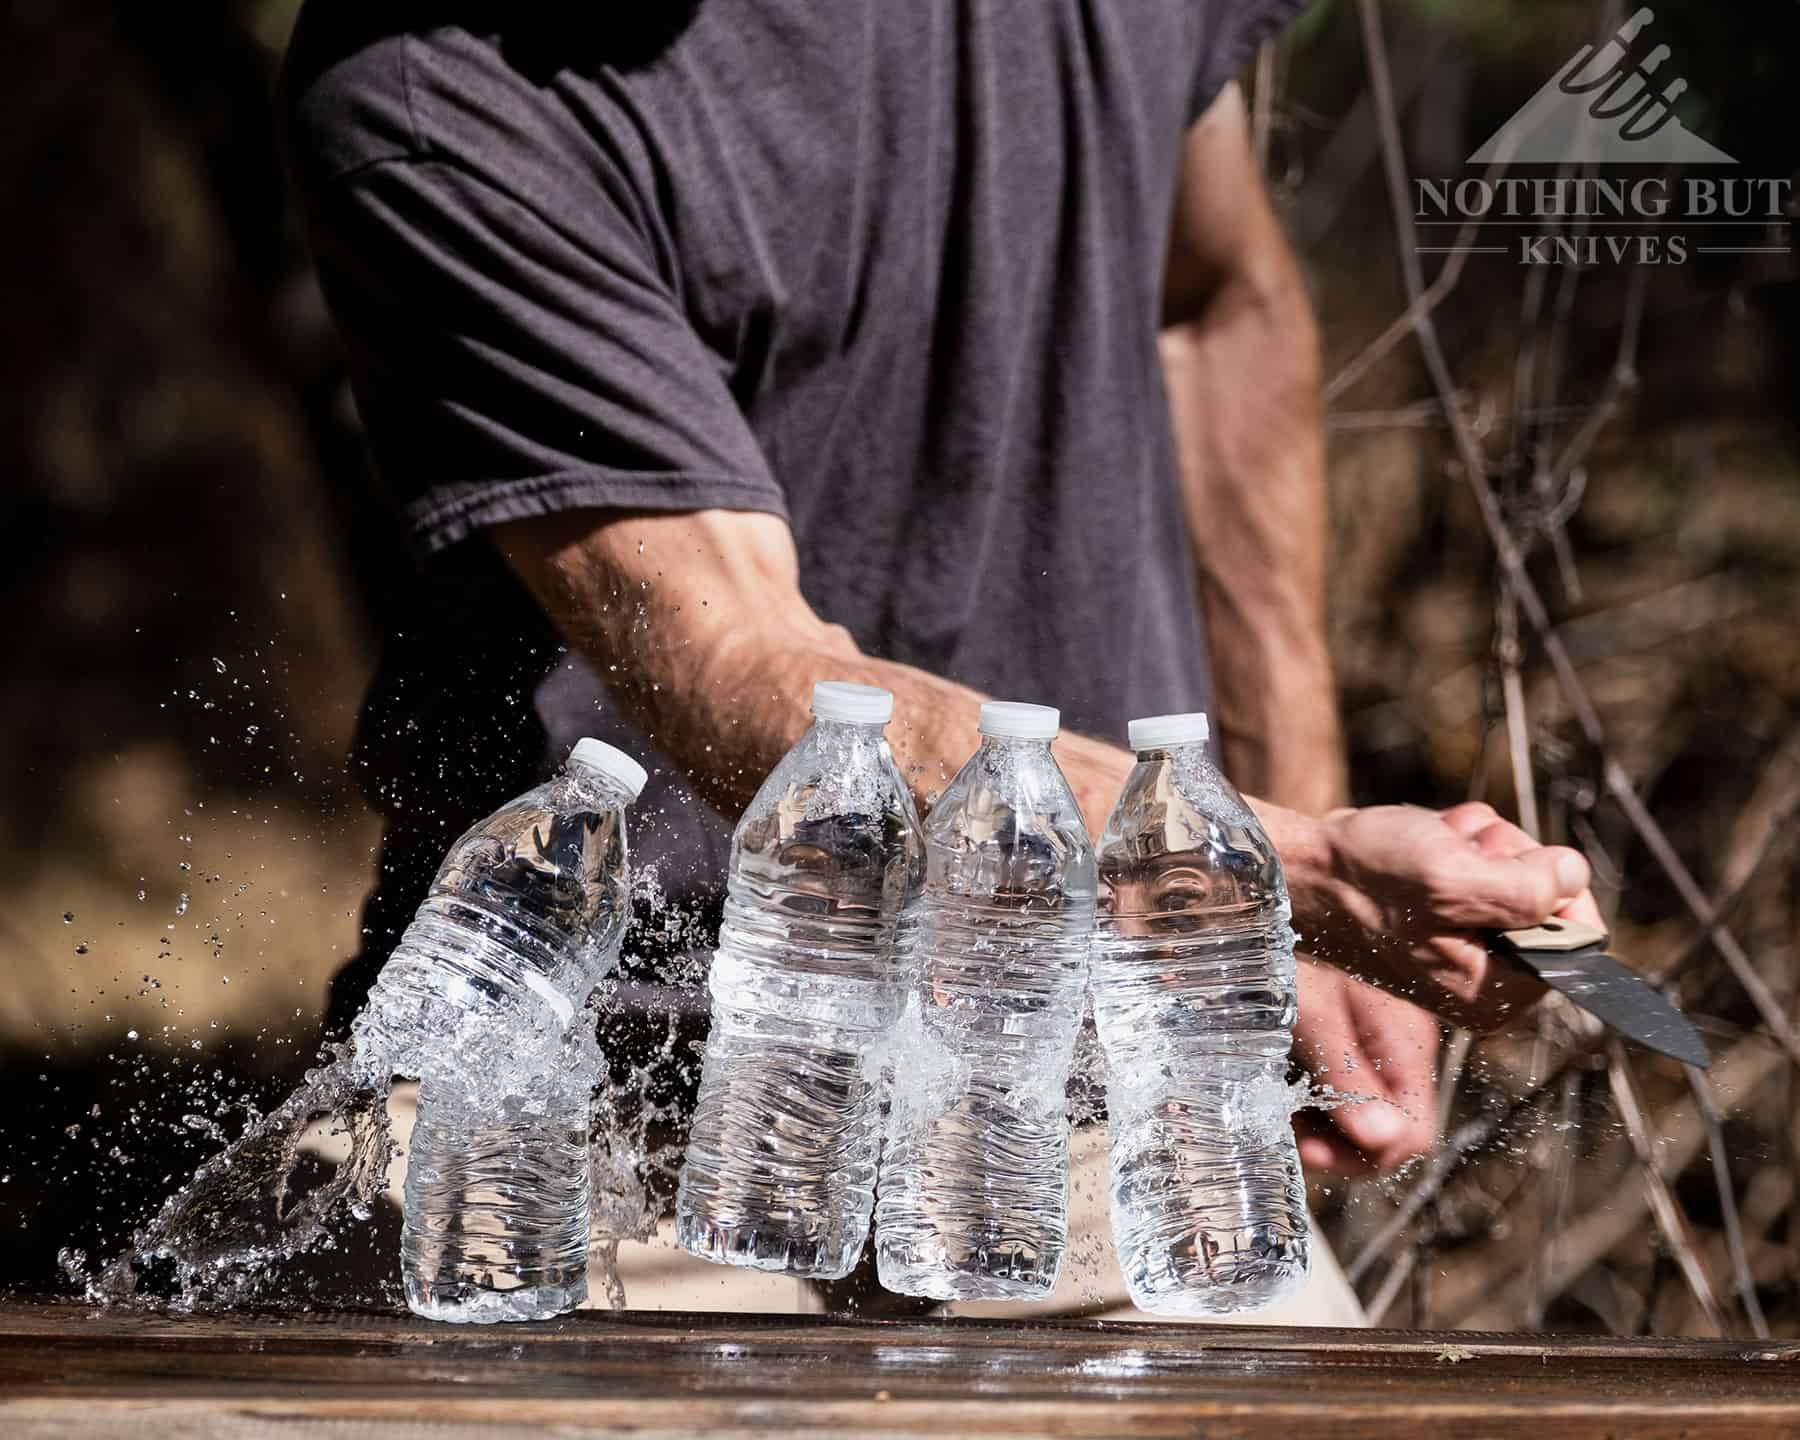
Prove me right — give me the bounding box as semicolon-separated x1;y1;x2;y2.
1161;241;1315;349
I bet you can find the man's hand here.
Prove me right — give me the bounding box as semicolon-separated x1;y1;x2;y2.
1279;801;1599;1173
1292;961;1438;1175
1270;799;1604;1032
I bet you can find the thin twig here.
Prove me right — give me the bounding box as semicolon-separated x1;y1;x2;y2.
1435;1029;1472;1139
1498;591;1540;838
1688;1063;1772;1338
1527;1066;1583;1328
1251;40;1276;176
1345;1108;1500;1287
1606;1040;1729;1334
1533;456;1587;605
1511;254;1550;465
1514;152;1588;602
1344;1043;1601;1286
1323;122;1521;409
1546;269;1649;491
1366;1242;1419;1325
1327;397;1478;431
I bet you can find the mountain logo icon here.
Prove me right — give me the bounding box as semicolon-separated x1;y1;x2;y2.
1469;8;1736;165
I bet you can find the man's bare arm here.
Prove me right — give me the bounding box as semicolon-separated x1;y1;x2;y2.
495;506;1597;1033
492;507;1133;829
1161;84;1344;815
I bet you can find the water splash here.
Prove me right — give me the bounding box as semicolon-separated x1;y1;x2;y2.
585;996;690;1309
67;1044;392;1310
68;863;715;1315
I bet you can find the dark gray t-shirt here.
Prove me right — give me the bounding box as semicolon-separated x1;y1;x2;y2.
280;0;1301;1006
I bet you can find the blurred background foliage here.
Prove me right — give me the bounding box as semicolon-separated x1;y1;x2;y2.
0;0;1795;1333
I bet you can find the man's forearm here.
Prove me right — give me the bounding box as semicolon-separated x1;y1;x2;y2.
700;628;1137;831
493;508;1135;832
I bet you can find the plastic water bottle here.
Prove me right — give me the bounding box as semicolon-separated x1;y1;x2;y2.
399;1020;602;1323
1093;713;1308;1315
876;702;1095;1300
353;738;646;1323
676;682;924;1279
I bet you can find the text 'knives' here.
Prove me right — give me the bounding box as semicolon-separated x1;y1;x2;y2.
1493;920;1712;1069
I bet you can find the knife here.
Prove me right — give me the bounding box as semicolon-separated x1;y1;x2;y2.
1493;919;1712;1068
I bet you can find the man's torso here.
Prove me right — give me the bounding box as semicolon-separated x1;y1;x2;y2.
283;0;1261;962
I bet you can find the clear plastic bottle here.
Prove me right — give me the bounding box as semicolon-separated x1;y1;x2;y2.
875;701;1094;1301
1093;712;1308;1315
399;1019;602;1323
352;738;646;1323
676;682;924;1279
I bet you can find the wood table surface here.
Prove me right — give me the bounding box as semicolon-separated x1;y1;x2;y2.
2;1299;1797;1438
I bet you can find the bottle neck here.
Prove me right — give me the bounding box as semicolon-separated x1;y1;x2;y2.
812;716;888;740
1134;741;1208;764
978;733;1053;755
565;769;637;809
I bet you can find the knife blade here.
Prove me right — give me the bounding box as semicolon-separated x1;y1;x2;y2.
1493;919;1712;1069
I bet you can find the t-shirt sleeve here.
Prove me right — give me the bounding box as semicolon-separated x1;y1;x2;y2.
1189;0;1313;126
305;153;785;555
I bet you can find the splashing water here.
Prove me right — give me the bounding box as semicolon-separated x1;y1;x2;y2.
67;864;713;1315
585;998;693;1309
66;1043;392;1309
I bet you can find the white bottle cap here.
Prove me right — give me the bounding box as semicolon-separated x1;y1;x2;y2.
978;701;1060;741
567;737;648;800
811;680;894;726
1128;712;1211;752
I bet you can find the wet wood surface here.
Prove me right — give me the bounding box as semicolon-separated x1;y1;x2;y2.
3;1300;1798;1438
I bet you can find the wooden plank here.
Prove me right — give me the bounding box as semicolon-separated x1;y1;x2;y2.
1;1301;1797;1438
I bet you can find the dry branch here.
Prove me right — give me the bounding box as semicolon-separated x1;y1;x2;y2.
1606;1041;1728;1334
1688;1063;1773;1338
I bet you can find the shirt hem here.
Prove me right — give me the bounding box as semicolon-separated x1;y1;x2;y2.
406;470;789;555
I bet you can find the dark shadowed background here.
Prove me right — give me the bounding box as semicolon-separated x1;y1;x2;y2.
2;0;1796;1336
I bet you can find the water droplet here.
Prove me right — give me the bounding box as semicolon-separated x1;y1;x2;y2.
63;912;74;924
126;1030;139;1041
175;894;190;916
74;943;88;955
212;658;227;674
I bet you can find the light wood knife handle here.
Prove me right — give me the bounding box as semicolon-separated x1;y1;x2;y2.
1499;919;1609;953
